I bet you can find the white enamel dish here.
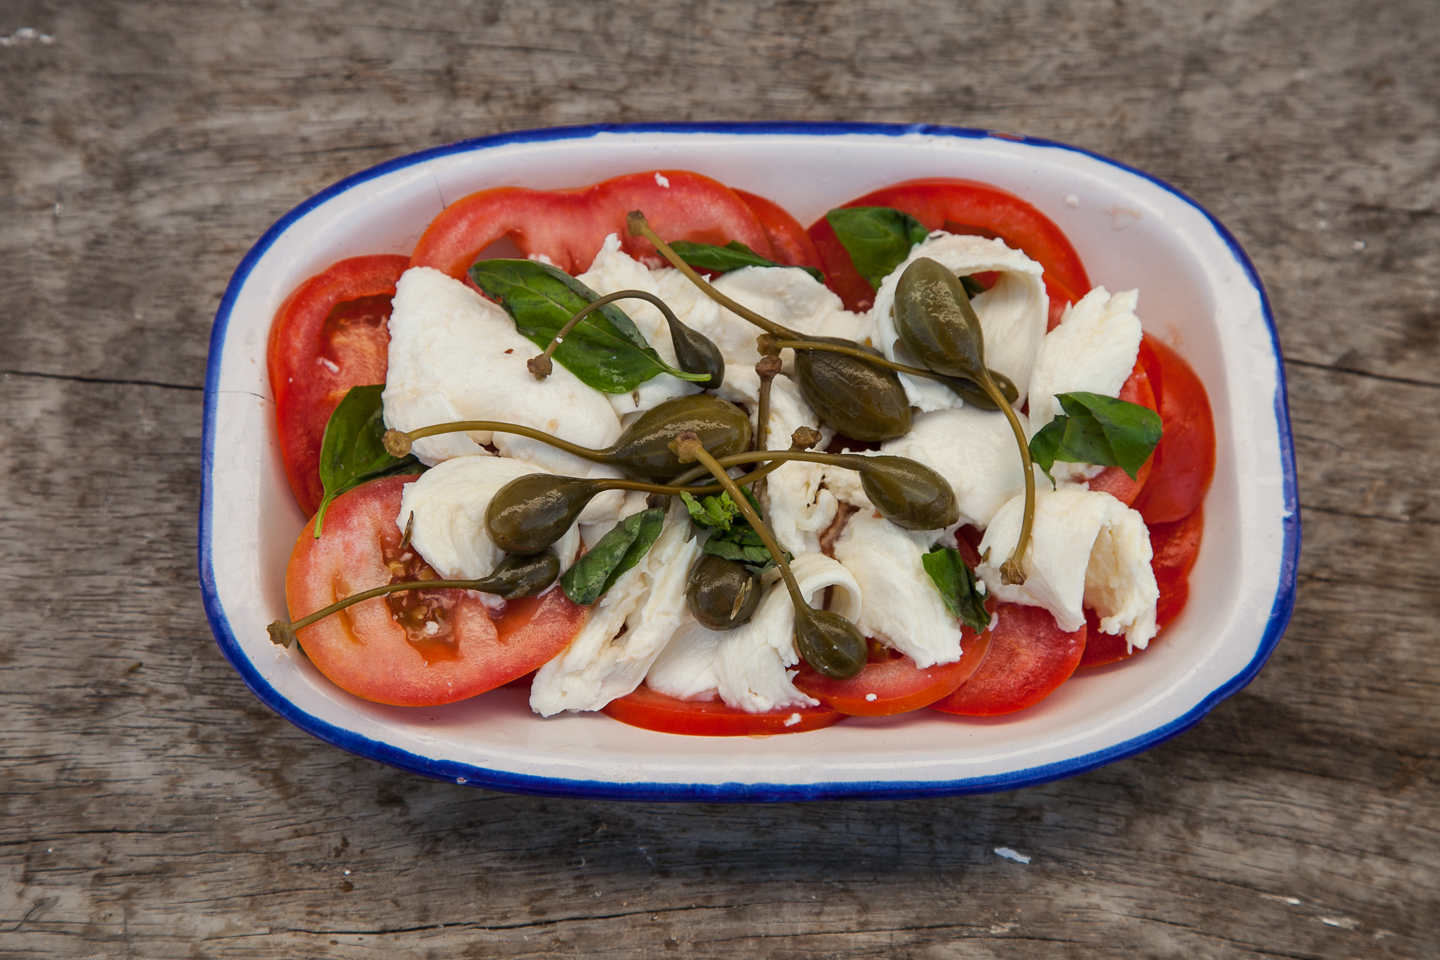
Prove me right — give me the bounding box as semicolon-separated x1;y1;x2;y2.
199;122;1299;801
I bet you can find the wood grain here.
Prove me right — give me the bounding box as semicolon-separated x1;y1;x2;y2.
2;1;1436;957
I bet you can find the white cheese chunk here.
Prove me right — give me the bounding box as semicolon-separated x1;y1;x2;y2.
869;233;1049;410
1028;286;1143;430
382;267;627;523
529;508;701;716
881;405;1030;529
746;377;836;557
832;510;962;667
646;553;863;713
396;455;582;581
977;488;1158;649
710;266;872;356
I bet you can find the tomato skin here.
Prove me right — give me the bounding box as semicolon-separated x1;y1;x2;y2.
601;685;845;736
793;629;992;717
267;255;409;516
285;476;587;707
1131;334;1216;525
1084;358;1158;506
733;189;828;274
930;603;1087;716
409;171;774;280
1078;505;1203;668
807;178;1092;313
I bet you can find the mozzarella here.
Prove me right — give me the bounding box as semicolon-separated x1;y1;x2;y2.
869;233;1049;411
976;488;1159;649
646;553;863;712
529;507;701;716
711;265;872;353
881;405;1030;529
1027;287;1144;485
396;455;582;581
832;510;963;667
382;267;629;523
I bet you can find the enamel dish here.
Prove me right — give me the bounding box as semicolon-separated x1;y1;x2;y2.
199;122;1299;801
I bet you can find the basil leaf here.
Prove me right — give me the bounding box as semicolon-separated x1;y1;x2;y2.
670;240;825;283
469;259;710;393
1028;391;1163;483
561;508;666;606
680;489;779;574
313;385;423;538
825;206;931;287
921;545;991;634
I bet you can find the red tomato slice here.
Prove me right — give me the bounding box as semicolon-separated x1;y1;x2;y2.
930;603;1087;716
1078;505;1204;667
807;178;1092;313
266;255;409;516
602;685;845;736
285;475;588;707
733;188;828;274
1085;357;1159;506
1131;334;1217;524
409;171;774;280
793;629;992;717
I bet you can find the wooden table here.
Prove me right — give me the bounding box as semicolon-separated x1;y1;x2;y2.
3;2;1435;956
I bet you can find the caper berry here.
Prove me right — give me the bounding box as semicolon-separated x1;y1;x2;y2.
794;336;912;441
485;474;599;556
599;394;751;481
685;554;762;631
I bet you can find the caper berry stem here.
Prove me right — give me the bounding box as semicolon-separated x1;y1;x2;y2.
267;553;561;648
384;420;598;461
753;355;782;499
672;433;810;614
979;367;1036;586
627;211;801;339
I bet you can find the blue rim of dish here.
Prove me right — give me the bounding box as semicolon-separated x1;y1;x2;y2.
199;121;1300;803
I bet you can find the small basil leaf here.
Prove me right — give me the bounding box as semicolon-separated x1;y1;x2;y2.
825;206;931;287
681;489;776;572
680;491;736;532
921;545;991;634
469;259;710;393
561;508;667;606
670;240;825;283
1028;391;1163;481
313;385;423;538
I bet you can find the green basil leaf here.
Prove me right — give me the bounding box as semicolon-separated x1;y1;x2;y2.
681;489;777;573
680;491;737;532
468;259;710;393
1028;391;1163;482
921;545;991;634
561;508;667;606
670;240;825;283
313;385;423;538
825;206;932;288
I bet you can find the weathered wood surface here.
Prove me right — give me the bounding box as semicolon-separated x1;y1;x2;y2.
2;0;1436;956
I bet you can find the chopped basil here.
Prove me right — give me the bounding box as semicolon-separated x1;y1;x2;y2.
313;385;423;538
680;489;782;574
560;508;666;606
1028;391;1164;484
469;259;711;394
921;545;991;634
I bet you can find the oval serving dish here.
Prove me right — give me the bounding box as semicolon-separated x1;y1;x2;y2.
199;122;1299;802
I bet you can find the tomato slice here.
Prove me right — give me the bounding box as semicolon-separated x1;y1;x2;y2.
409;171;774;280
266;255;409;516
1131;334;1217;524
601;685;845;736
285;475;587;707
1078;505;1204;667
793;629;992;717
733;188;828;274
930;603;1087;716
807;178;1092;313
1084;357;1159;505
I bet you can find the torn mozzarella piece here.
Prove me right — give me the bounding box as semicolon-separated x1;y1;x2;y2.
575;235;704;415
832;510;962;667
1028;288;1142;438
745;377;836;557
529;508;701;716
646;553;863;713
710;265;872;368
396;455;582;580
881;405;1030;529
977;488;1158;650
870;233;1048;411
383;267;626;523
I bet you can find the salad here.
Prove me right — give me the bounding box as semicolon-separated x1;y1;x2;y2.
264;170;1214;736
